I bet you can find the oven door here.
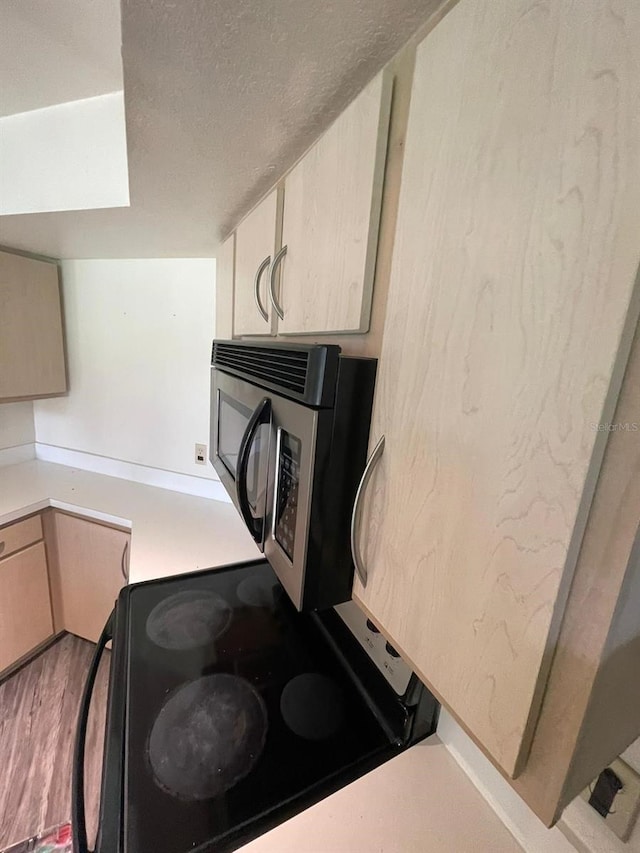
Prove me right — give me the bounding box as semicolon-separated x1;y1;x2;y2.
210;369;273;547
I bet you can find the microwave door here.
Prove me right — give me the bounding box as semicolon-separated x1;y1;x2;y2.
236;396;272;543
210;370;273;547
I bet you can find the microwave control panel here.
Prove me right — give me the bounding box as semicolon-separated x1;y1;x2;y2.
274;430;301;560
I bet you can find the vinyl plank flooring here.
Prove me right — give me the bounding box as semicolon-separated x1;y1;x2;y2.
0;634;110;849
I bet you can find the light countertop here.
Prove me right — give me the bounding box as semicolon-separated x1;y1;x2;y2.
0;459;260;583
0;459;522;852
238;737;522;852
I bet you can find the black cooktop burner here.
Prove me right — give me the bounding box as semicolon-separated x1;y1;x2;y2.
148;674;267;800
146;590;232;650
280;673;345;741
121;563;408;853
236;573;278;608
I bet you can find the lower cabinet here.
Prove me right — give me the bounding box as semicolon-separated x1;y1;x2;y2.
0;520;54;673
48;511;130;643
0;509;131;669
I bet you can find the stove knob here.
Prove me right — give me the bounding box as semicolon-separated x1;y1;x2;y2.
366;619;380;634
385;641;400;658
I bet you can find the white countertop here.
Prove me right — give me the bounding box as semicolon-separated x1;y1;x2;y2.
238;737;522;852
0;459;261;583
0;459;522;852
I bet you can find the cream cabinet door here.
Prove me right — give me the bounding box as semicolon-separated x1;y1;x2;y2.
353;0;640;780
216;233;235;339
233;189;280;337
0;250;67;400
277;70;392;335
0;542;53;672
49;512;130;643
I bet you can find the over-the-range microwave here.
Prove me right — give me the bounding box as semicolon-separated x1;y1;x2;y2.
210;340;377;610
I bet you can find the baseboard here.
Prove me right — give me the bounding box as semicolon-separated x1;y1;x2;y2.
0;630;65;685
0;443;36;467
34;443;232;503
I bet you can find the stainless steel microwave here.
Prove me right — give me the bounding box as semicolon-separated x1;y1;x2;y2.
210;340;376;610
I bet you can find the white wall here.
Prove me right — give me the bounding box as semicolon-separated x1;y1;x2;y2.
0;402;35;450
34;259;217;481
561;795;640;853
0;92;129;215
622;738;640;776
0;402;36;466
561;732;640;852
0;0;123;117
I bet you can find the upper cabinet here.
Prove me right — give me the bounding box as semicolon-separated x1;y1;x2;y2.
233;189;281;337
352;0;640;811
221;67;393;341
276;70;392;335
0;250;67;400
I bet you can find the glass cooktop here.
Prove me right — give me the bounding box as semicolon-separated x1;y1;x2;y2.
123;562;391;853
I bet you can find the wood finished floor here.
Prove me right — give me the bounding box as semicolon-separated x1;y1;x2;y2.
0;634;110;850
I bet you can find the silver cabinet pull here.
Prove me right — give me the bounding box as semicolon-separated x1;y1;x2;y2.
269;245;287;320
121;539;130;582
254;255;271;322
350;435;385;587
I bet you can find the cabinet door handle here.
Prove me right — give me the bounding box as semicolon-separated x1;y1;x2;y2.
254;255;271;322
121;540;129;582
269;245;287;320
0;541;4;556
350;435;385;587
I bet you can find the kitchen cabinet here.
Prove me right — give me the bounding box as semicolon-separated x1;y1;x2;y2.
0;515;53;673
223;66;394;341
276;69;392;335
47;511;130;643
215;233;235;339
233;189;282;337
0;249;67;401
352;0;640;823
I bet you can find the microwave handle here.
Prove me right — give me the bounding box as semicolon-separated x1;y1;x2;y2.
237;397;272;542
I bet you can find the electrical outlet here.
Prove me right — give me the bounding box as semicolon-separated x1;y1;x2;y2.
582;758;640;842
195;443;207;465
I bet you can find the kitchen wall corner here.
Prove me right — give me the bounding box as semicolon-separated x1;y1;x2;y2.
0;401;36;466
33;258;218;487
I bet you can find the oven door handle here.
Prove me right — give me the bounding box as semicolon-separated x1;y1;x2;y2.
72;611;114;853
237;396;271;542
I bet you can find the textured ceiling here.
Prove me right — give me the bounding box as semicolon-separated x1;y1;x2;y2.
0;0;122;116
0;0;445;259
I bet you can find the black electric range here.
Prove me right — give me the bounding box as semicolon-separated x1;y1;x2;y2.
73;560;438;853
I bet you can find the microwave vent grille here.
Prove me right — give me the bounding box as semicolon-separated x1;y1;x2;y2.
212;341;340;407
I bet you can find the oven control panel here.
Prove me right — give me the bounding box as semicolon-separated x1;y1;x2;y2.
274;430;301;561
334;601;413;696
